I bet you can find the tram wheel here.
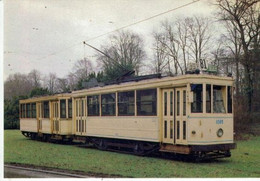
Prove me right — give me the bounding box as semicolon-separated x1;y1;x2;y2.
97;139;108;150
133;142;145;156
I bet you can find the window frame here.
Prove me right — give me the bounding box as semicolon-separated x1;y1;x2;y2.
31;103;36;118
136;88;157;116
68;99;72;118
118;91;135;116
213;85;227;113
101;93;116;116
26;103;31;118
227;86;233;114
43;101;49;118
60;99;66;118
191;84;203;113
87;95;100;116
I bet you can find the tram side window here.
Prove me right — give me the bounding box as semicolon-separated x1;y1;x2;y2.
20;104;26;118
31;103;36;118
137;89;157;116
60;99;66;118
213;85;226;113
87;95;100;116
118;91;135;116
228;86;232;113
191;84;203;113
68;99;72;118
206;84;211;113
43;101;49;118
101;93;116;116
26;103;31;118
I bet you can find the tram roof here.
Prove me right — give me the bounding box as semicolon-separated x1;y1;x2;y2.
19;74;233;102
72;74;233;97
19;93;71;103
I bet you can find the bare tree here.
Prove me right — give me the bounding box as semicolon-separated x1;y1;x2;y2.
186;16;211;68
176;18;190;73
44;73;58;94
28;69;42;88
56;78;70;93
67;72;78;91
161;21;183;75
97;30;146;81
4;73;33;100
150;32;168;74
216;0;260;112
72;58;93;82
151;17;212;75
221;21;243;93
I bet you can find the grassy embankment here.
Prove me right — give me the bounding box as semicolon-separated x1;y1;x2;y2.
4;130;260;177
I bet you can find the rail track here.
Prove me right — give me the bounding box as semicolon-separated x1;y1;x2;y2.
4;164;91;178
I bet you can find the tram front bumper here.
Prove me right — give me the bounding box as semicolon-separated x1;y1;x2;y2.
190;143;236;152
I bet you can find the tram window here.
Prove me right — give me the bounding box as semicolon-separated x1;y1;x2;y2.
101;93;116;116
68;99;72;118
43;101;49;118
228;86;232;113
191;84;203;113
164;92;167;116
213;85;226;113
31;103;36;118
76;100;79;117
23;104;26;118
164;120;167;138
118;91;135;116
20;104;26;118
26;103;31;118
80;99;84;116
183;90;186;116
177;91;180;116
206;84;211;113
137;89;157;116
170;120;173;139
87;95;100;116
78;99;82;117
177;121;180;139
21;104;24;118
60;99;66;118
170;91;173;116
183;121;186;140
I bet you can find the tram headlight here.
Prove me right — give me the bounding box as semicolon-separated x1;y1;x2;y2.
217;128;224;137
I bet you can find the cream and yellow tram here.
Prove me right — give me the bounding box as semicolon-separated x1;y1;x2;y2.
20;93;73;141
71;74;236;158
19;74;236;159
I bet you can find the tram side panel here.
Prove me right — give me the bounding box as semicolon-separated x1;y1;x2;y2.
41;118;52;134
20;118;38;133
187;116;234;145
59;119;73;135
84;116;160;142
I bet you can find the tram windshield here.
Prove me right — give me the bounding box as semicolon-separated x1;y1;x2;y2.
213;85;226;113
190;84;232;114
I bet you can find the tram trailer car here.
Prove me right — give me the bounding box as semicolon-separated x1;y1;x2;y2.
20;93;73;141
20;74;236;159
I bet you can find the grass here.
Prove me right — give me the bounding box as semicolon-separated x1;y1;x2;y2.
4;130;260;178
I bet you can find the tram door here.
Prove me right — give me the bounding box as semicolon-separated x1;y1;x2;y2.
36;102;42;133
162;89;174;144
52;101;59;134
75;98;86;135
175;88;187;144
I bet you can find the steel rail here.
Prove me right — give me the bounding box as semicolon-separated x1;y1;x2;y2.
4;164;91;178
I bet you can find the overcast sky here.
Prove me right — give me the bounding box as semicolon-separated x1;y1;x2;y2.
3;0;218;81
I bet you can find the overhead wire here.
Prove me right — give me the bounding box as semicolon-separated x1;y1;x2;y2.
35;0;200;61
